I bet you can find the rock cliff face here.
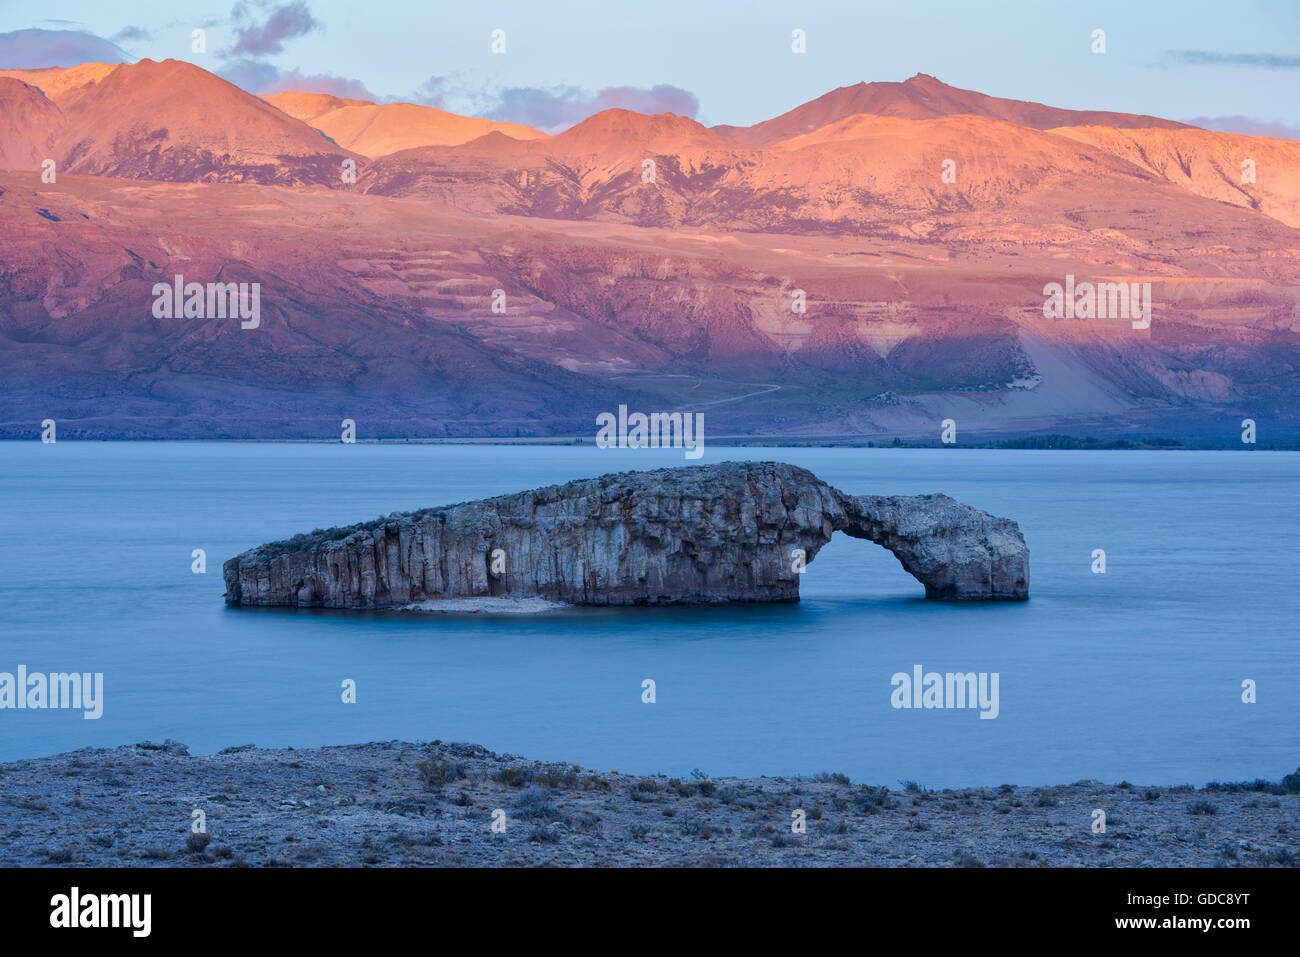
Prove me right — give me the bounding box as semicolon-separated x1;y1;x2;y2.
839;493;1029;601
222;461;1029;608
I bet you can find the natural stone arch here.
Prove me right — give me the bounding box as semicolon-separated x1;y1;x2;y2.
834;494;1029;601
224;461;1028;608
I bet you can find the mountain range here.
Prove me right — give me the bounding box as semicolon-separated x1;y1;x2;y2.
1;59;1298;442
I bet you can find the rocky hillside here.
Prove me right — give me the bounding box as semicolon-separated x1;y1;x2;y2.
4;740;1296;867
1;63;1298;442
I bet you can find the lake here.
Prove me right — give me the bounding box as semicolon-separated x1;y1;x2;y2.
1;442;1295;788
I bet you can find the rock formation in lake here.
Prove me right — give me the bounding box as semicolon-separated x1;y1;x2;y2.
222;461;1029;608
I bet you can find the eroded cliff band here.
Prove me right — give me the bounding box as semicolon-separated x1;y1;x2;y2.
222;461;1029;608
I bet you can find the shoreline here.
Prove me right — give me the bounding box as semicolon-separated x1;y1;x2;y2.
2;740;1295;867
400;597;570;614
4;437;1299;451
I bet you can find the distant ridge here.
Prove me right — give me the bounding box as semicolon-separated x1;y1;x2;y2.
261;91;547;157
713;73;1195;146
0;58;357;183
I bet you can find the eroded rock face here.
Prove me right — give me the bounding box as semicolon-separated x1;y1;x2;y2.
222;461;1028;608
839;494;1030;601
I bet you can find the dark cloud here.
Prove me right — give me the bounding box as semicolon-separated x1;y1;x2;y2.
0;28;133;68
209;1;373;99
217;59;375;99
413;73;468;110
485;85;588;129
3;14;693;131
215;58;283;92
584;85;700;118
215;58;374;100
1184;115;1300;140
223;0;320;58
111;26;152;44
257;68;375;99
1161;50;1300;69
416;77;700;131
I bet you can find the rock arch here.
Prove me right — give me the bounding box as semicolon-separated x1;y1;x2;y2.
223;461;1028;608
834;493;1029;601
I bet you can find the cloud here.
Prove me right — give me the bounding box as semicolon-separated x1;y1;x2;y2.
1184;115;1300;140
112;26;152;44
0;28;134;68
257;68;375;99
206;1;373;99
416;77;700;131
483;85;589;129
1;14;693;131
216;59;373;98
1160;50;1300;69
215;57;282;92
413;73;470;110
222;0;320;58
584;85;700;118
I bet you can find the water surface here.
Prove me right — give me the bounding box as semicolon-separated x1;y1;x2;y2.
1;442;1295;788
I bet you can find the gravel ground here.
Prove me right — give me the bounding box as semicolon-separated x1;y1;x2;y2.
2;739;1296;867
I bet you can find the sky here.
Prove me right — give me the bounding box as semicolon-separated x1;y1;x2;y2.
1;0;1298;135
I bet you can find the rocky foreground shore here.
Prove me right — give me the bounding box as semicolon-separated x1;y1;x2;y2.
2;741;1295;867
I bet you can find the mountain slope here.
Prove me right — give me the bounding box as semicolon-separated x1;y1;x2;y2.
1049;125;1300;228
262;92;546;157
0;78;63;169
360;109;1254;240
4;171;1299;441
714;73;1194;147
0;62;121;101
0;60;357;184
0;173;656;438
4;63;1300;443
357;109;760;224
259;91;373;122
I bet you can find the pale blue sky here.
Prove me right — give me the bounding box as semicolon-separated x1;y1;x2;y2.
3;0;1298;133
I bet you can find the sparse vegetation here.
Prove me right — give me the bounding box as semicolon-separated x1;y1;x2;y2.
2;743;1294;867
814;771;852;786
417;760;466;788
512;786;560;822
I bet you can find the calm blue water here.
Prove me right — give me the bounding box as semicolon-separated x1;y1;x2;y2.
0;442;1296;788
